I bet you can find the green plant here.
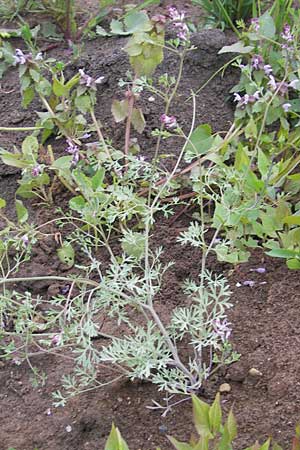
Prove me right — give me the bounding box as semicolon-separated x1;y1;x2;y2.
192;0;256;33
0;10;239;408
179;7;300;269
105;394;300;449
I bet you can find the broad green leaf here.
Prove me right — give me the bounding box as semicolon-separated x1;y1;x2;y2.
235;144;250;171
75;95;92;113
185;124;213;160
22;135;39;157
209;393;222;434
0;198;6;209
29;68;40;82
287;258;300;270
36;78;52;96
91;168;105;190
192;395;213;439
218;41;254;54
110;19;125;35
111;99;129;122
53;77;69;97
0;152;30;168
245;171;264;193
51;156;73;170
15;199;28;224
266;248;297;258
57;243;75;268
131;108;146;133
259;13;275;39
69;195;86;211
257;149;269;178
245;117;257;139
22;86;35;108
124;11;152;33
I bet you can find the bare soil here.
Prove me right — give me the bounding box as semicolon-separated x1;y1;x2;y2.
0;2;300;450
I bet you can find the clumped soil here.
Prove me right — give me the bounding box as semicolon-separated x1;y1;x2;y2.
0;2;300;450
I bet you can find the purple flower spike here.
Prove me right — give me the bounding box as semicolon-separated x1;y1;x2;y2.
263;65;273;76
251;54;264;70
167;6;189;41
281;24;293;42
66;138;80;166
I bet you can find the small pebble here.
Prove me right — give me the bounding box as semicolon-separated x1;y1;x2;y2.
248;368;263;377
66;425;72;433
219;383;231;393
159;425;168;434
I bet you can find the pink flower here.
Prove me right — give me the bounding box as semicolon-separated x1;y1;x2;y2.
160;114;177;129
281;24;293;42
251;54;264;70
250;18;260;31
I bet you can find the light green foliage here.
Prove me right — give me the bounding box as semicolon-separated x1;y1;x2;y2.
104;394;295;450
184;6;300;268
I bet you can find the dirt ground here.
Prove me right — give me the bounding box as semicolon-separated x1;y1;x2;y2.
0;2;300;450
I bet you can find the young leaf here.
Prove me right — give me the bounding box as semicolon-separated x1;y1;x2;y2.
105;423;130;450
218;41;254;54
131;108;146;134
287;258;300;270
226;408;237;441
15;199;28;224
168;436;193;450
192;395;213;439
53;77;69;97
0;198;6;209
111;99;129;122
209;393;222;434
185;124;213;160
57;244;75;268
22;135;39;157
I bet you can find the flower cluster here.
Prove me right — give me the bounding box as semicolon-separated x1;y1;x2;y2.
233;91;260;108
281;24;294;52
251;54;272;75
79;69;104;89
66;139;80;166
31;166;41;177
250;17;260;32
167;6;189;41
267;75;299;95
212;318;231;342
13;49;43;65
160;113;177;129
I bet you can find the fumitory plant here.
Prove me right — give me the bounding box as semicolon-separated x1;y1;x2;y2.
0;7;239;409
